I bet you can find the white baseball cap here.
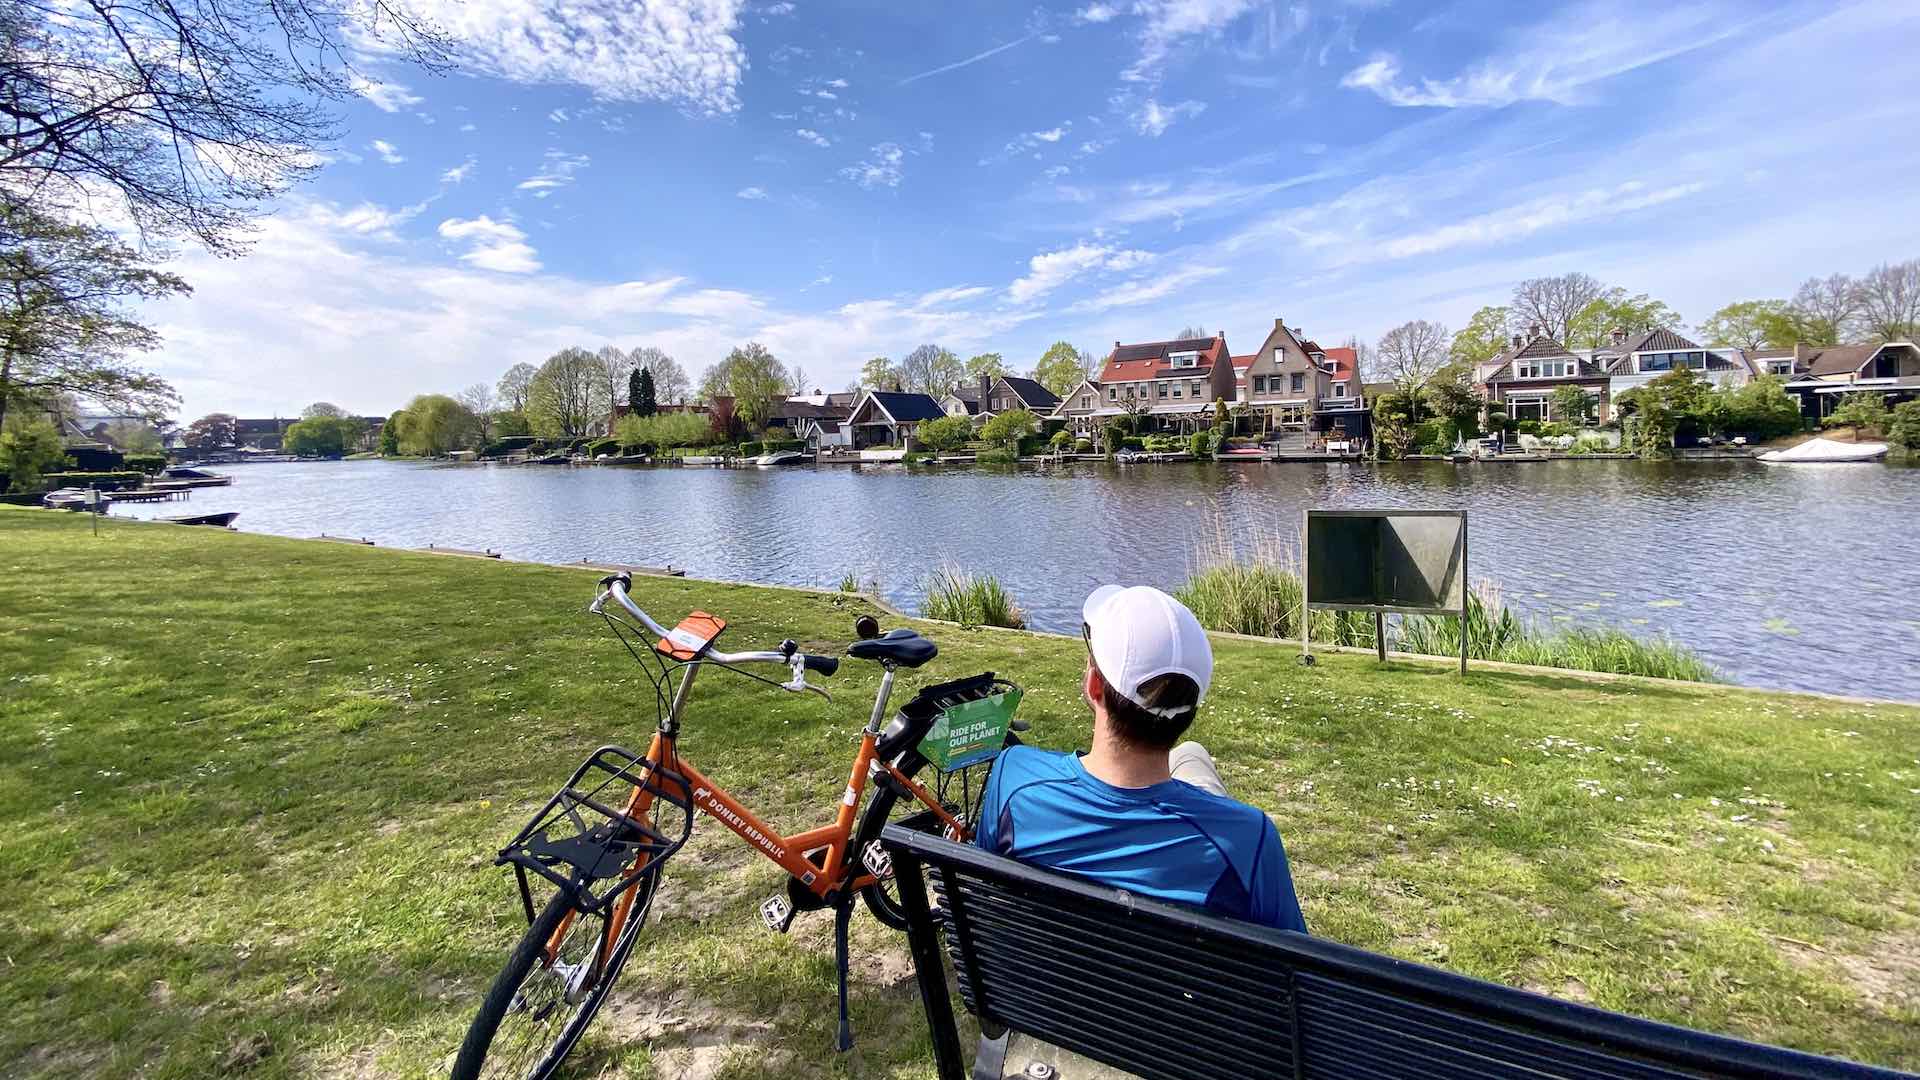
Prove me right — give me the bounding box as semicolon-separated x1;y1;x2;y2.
1081;585;1213;718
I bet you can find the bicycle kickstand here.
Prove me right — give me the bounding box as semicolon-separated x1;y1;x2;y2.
833;894;855;1052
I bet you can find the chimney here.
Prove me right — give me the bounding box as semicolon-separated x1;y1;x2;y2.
1527;323;1543;339
1793;342;1806;362
1609;327;1627;346
1274;317;1285;330
1115;340;1123;350
1510;333;1525;350
978;374;992;407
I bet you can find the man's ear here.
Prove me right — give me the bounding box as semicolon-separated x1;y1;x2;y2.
1083;661;1104;705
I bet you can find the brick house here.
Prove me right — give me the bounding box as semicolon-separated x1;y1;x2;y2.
1092;334;1236;433
1478;329;1614;424
1236;319;1365;439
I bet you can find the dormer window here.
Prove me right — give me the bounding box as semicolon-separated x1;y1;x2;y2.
1168;351;1200;369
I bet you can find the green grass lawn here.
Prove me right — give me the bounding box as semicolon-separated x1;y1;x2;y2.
2;507;1917;1078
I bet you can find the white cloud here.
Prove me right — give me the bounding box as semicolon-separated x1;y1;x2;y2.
795;128;830;147
1007;241;1156;304
1377;181;1710;260
440;157;477;184
814;89;838;99
898;34;1036;85
459;122;477;132
367;0;748;114
438;215;542;273
313;201;425;241
1075;3;1120;23
1032;126;1068;142
1340;4;1747;109
737;186;768;199
548;107;570;123
1132;98;1205;136
1042;165;1071;180
761;1;795;14
1124;0;1261;83
917;285;993;307
840;142;907;188
1067;264;1225;313
825;77;849;88
369;139;406;164
517;149;590;197
349;74;423;113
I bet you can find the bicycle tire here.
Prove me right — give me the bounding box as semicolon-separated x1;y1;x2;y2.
452;868;662;1080
856;756;992;931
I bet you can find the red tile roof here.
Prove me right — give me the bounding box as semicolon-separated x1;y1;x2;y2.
1324;346;1357;382
1098;336;1229;381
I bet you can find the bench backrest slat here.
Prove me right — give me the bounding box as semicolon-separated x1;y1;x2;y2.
882;825;1915;1080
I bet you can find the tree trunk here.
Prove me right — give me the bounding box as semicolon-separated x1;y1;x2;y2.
0;349;13;434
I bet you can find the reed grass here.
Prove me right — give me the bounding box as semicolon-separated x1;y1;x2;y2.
1176;553;1717;683
921;563;1027;628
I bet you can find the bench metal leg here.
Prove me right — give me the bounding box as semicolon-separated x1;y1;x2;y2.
971;1030;1010;1080
897;852;967;1080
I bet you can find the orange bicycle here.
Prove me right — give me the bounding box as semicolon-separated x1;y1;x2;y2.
452;573;1021;1079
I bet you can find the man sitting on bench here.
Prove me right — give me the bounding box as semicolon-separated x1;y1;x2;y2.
975;585;1307;932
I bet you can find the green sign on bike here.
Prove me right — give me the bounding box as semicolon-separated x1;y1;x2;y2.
923;687;1022;770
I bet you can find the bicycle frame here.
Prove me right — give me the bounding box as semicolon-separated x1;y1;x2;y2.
545;652;969;967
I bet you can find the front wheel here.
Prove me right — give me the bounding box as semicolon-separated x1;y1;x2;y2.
451;868;662;1080
856;750;1003;930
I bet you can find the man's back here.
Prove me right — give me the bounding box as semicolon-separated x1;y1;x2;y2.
974;745;1307;932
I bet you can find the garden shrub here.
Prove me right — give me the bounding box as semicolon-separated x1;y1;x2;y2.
1516;420;1542;436
1074;438;1093;453
123;453;167;474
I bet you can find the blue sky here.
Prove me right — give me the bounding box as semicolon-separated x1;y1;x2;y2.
149;0;1920;418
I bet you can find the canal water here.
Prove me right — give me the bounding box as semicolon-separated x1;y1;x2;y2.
112;458;1920;701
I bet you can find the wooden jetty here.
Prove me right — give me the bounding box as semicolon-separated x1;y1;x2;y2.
106;488;192;503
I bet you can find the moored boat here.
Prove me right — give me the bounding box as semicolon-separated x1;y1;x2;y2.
160;511;240;527
753;450;805;467
1758;437;1888;464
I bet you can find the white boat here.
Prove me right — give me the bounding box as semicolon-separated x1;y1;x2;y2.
753;450;805;467
41;487;100;510
858;448;909;463
1757;437;1888;464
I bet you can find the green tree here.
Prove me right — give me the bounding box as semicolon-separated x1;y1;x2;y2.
915;415;973;452
527;347;600;436
496;362;539;413
1711;375;1802;440
301;401;346;420
615;411;713;450
0;419;69;491
1615;368;1711;455
0;203;190;433
1550;385;1596;424
1449;305;1512;367
979;409;1038;453
1369;390;1417;460
1825;391;1891;434
394;395;480;456
1565;289;1682;350
1033;341;1093;396
1698;300;1792;349
632;367;657;417
1887;400;1920;454
964;352;1009;382
858;356;900;391
491;410;532;439
721;343;790;432
379;412;403;455
283;415;361;457
103;420;162;453
1424;375;1481;436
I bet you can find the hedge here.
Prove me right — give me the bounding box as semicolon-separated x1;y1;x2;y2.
39;471;146;491
124;454;167;475
738;439;803;456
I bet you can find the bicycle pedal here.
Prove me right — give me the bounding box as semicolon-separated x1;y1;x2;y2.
861;841;893;880
760;893;796;934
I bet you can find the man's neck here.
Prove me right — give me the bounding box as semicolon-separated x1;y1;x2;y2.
1081;721;1172;789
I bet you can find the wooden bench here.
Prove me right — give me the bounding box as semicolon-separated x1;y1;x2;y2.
880;826;1913;1080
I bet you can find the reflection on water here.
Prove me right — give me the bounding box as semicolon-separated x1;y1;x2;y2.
112;458;1920;700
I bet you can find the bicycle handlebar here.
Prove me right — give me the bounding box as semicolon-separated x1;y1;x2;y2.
590;573;833;693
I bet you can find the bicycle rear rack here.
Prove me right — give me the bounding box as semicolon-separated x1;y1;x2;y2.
496;744;695;919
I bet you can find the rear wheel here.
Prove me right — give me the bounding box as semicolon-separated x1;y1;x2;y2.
856;753;1000;930
452;867;662;1080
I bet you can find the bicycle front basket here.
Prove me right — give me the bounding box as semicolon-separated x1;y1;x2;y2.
920;685;1022;771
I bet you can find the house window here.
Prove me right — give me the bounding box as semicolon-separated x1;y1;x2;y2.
1517;358;1571;378
1252;375;1266;393
1171;384;1183;398
1507;398;1547;421
1169;351;1199;368
1080;395;1091;410
1156;382;1169;398
1108;386;1118;400
1333;382;1347;398
1769;362;1791;376
1191;380;1202;397
1290;373;1304;393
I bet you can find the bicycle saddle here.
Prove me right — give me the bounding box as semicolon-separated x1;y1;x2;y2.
846;628;937;668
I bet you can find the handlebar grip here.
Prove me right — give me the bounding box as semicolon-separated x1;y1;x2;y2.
803;654;839;677
598;571;633;591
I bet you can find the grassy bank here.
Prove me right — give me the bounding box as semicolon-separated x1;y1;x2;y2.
1177;558;1718;682
1;508;1917;1078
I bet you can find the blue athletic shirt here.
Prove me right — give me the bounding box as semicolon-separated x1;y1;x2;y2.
974;745;1307;932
